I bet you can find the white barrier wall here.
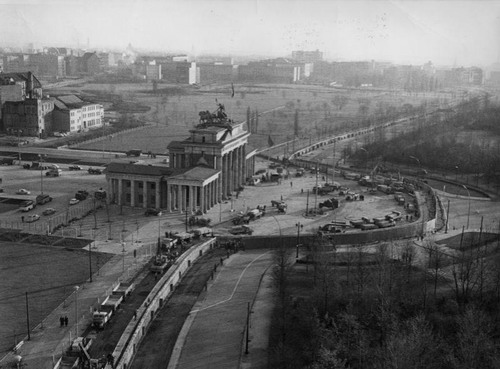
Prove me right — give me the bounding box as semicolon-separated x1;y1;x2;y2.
111;238;216;369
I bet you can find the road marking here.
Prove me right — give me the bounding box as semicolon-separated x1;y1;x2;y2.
191;250;272;313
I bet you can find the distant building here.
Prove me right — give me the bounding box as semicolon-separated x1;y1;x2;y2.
198;63;233;84
29;54;66;78
160;61;191;83
189;62;200;84
292;50;323;63
52;95;104;133
146;63;162;81
238;58;301;83
80;52;100;75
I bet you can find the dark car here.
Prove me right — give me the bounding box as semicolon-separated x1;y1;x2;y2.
75;190;89;201
145;208;162;216
69;165;82;171
88;167;102;174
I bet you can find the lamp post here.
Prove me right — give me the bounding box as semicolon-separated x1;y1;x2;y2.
409;155;420;175
455;166;459;181
462;185;471;229
295;222;303;260
74;286;79;337
17;129;22;166
38;154;45;195
359;147;368;173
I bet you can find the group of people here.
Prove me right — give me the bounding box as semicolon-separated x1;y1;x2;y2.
59;315;69;327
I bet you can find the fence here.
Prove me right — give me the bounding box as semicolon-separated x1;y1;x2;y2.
0;200;104;235
112;238;216;369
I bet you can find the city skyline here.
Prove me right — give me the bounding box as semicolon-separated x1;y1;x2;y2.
1;0;499;67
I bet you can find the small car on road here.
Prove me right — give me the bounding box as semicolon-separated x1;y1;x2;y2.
69;198;80;205
229;225;254;235
145;208;162;216
16;189;31;195
69;165;82;171
42;208;56;216
25;214;40;223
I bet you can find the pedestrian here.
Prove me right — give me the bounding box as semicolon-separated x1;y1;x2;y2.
64;316;68;326
60;316;64;327
301;189;303;194
134;310;137;320
290;181;293;188
21;216;24;223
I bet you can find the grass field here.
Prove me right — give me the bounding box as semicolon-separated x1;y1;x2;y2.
0;241;111;355
50;82;449;154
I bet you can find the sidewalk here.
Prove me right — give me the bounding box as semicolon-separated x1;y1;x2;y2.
167;250;274;369
0;241;151;369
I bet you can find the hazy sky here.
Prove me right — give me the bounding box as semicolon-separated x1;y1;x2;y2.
1;0;499;66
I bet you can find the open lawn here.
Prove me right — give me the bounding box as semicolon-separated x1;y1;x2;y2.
48;82;449;155
0;241;112;355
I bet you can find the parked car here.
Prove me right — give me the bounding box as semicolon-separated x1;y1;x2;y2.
75;190;89;201
36;194;52;205
229;225;253;235
145;208;162;216
69;165;82;171
94;189;107;200
19;200;36;212
69;198;80;205
16;189;30;195
88;167;102;174
42;208;56;216
25;214;40;223
46;169;61;177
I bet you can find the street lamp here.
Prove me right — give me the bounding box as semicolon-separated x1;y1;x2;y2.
295;222;303;260
462;185;471;229
74;286;80;337
359;147;368;173
455;166;459;181
409;155;420;170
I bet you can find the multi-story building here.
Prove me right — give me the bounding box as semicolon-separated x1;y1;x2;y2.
105;105;257;212
52;95;104;133
161;61;191;83
29;54;66;78
80;52;100;75
198;63;234;84
0;72;43;131
238;58;301;83
292;50;323;63
3;97;54;137
146;63;162;81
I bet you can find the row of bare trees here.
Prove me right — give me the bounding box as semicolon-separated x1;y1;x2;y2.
269;233;500;369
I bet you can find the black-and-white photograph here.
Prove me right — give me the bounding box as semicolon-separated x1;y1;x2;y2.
1;1;500;368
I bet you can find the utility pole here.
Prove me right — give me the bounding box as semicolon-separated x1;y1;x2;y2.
332;140;336;185
445;199;450;234
314;161;319;214
25;292;30;341
306;190;309;216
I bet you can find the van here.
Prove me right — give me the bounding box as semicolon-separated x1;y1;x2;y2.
46;169;61;177
36;194;52;205
20;200;36;212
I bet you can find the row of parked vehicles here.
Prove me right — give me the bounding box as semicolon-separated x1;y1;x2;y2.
318;211;403;235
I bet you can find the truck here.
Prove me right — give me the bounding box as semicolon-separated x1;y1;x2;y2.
150;255;171;273
101;294;123;310
229;225;253;235
191;227;212;238
318;224;344;236
126;149;142;157
247;209;263;220
92;307;114;329
112;282;135;299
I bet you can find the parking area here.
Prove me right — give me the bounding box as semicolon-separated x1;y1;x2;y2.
0;162;107;229
212;158;418;237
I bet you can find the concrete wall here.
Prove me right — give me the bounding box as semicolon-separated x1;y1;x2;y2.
112;238;216;369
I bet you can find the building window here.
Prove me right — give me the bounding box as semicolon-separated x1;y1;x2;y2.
138;182;143;189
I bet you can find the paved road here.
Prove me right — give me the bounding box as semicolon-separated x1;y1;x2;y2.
168;249;274;369
129;248;226;369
